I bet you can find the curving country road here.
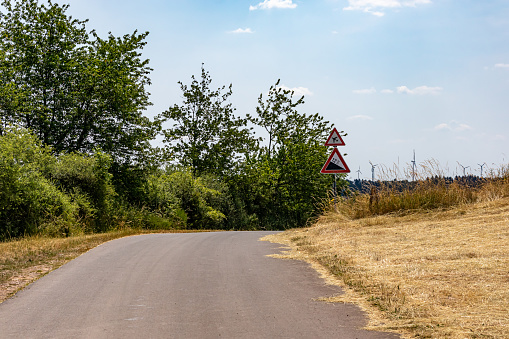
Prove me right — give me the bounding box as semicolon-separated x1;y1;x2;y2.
0;232;399;338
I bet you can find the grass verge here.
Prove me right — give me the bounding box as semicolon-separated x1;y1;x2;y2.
263;174;509;339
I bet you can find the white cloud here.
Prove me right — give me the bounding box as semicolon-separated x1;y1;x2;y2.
250;0;297;10
495;63;509;69
347;115;374;121
434;123;449;130
353;87;376;94
350;86;441;95
397;85;442;95
278;85;313;97
343;0;431;16
457;124;472;131
492;134;506;141
229;28;254;34
434;121;473;132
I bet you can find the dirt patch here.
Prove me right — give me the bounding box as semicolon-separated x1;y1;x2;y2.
1;264;56;302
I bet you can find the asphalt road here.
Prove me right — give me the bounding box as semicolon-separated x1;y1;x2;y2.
0;232;400;339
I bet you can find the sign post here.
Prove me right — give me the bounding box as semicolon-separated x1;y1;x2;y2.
321;128;350;204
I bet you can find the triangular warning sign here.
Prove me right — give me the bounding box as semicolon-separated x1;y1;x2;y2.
324;128;345;147
321;148;350;174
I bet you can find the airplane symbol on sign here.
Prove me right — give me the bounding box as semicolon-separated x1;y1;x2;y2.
324;128;345;147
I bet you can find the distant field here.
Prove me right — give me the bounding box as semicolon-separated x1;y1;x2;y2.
265;189;509;338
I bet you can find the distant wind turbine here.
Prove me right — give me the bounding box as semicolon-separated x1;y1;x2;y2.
478;163;486;177
411;150;416;181
356;166;362;180
369;161;377;182
458;163;470;176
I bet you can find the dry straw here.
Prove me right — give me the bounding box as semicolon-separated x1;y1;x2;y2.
265;161;509;339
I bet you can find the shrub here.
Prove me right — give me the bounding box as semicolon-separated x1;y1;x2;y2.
147;169;226;229
0;128;79;239
47;151;116;232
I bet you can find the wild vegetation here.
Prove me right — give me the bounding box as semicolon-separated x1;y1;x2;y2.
0;0;339;241
265;163;509;338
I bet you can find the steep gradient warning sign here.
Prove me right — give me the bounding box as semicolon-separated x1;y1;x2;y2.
321;148;350;174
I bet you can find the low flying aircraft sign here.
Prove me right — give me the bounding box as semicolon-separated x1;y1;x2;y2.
324;127;345;147
321;148;350;174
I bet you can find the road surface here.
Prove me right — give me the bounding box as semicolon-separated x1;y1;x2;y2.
0;232;399;338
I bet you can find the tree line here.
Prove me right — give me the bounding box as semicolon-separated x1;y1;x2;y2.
347;175;490;195
0;0;342;239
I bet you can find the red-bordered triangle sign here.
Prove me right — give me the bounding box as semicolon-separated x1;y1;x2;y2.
321;148;350;174
324;127;345;147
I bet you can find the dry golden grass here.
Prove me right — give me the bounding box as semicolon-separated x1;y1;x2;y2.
264;179;509;338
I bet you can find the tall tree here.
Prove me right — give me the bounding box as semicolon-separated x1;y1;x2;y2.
241;80;338;229
158;65;256;177
0;0;157;162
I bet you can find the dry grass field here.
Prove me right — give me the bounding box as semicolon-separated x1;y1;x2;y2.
264;173;509;338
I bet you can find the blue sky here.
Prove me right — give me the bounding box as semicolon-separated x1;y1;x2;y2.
65;0;509;179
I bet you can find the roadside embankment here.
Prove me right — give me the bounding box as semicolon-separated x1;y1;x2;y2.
264;197;509;338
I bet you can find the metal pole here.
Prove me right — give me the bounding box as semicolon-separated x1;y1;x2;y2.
334;173;337;198
334;173;337;211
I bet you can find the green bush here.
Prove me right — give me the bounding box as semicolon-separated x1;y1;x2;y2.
47;151;116;232
145;169;226;229
0;128;79;239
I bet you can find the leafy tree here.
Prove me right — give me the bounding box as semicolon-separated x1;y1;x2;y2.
241;80;340;229
157;65;257;177
0;0;158;162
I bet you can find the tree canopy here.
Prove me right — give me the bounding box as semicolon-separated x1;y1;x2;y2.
157;65;256;177
0;0;158;163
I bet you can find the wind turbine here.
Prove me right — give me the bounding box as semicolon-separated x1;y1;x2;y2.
458;163;470;176
411;150;417;181
369;161;377;182
356;166;362;180
478;163;486;177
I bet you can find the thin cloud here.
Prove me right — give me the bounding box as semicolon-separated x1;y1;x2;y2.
434;121;473;132
343;0;432;16
347;115;374;121
350;86;441;95
250;0;297;10
434;123;450;130
494;63;509;69
229;28;254;34
457;124;473;131
353;87;376;94
397;85;442;95
278;85;313;97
